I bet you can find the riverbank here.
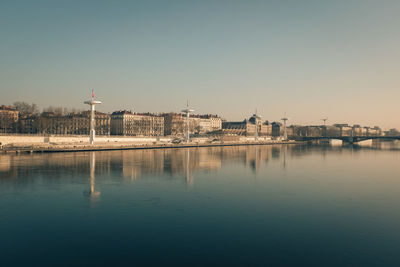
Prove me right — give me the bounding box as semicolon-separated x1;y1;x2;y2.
0;140;299;154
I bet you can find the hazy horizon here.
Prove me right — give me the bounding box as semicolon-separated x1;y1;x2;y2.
1;0;399;129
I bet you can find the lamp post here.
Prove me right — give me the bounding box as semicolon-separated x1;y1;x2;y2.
281;115;288;141
181;101;194;143
84;89;102;145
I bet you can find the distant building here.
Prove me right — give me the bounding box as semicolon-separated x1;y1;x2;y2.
161;113;185;136
222;121;247;135
111;111;164;136
353;125;367;136
0;105;19;133
161;113;222;136
18;114;39;134
385;128;400;136
369;126;382;136
82;111;110;136
19;111;111;135
333;124;353;136
222;115;280;138
287;125;323;138
190;114;222;134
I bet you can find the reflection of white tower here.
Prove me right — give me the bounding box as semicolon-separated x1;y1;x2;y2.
84;152;100;201
181;101;194;143
185;149;193;187
84;89;102;145
252;110;262;141
281;114;288;141
283;144;287;170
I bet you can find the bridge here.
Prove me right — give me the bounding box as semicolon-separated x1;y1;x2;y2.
296;135;400;144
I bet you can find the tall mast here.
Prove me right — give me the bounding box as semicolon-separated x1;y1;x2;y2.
281;113;288;141
84;89;102;145
181;100;194;143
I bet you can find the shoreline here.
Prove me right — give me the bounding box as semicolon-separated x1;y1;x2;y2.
0;140;301;154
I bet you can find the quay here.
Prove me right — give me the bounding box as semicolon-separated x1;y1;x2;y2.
0;140;299;154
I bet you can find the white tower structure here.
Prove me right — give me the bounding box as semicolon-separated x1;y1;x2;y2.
84;89;102;145
181;101;194;143
281;114;288;141
321;118;328;126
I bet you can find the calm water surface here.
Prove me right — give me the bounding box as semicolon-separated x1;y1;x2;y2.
1;143;400;266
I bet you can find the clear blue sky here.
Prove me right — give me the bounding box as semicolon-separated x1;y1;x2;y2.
1;0;399;129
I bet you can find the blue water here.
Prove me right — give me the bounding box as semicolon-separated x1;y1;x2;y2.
1;144;400;266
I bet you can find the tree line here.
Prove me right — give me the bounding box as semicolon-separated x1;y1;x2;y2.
12;102;83;116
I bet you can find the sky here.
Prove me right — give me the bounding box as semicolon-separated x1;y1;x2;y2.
1;0;399;129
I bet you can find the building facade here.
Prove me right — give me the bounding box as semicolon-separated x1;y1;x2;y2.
222;115;281;138
161;113;222;136
111;111;164;136
191;114;222;133
0;105;19;133
18;111;110;135
161;113;185;136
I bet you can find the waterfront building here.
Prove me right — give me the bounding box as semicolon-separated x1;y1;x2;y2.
0;105;19;133
80;111;110;136
19;111;110;135
271;122;282;137
110;111;164;137
304;126;324;137
368;126;382;136
333;124;353;136
287;125;319;138
385;128;400;136
18;114;39;134
222;115;280;138
161;113;185;136
221;120;247;136
353;125;367;136
191;114;222;134
161;113;222;136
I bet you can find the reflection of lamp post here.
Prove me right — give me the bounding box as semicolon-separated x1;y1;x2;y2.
84;152;100;201
185;149;193;188
84;89;102;145
282;144;287;170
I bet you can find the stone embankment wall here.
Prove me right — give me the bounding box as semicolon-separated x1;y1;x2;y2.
0;135;274;151
0;135;171;145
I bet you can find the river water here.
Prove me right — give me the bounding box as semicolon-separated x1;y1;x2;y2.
1;143;400;266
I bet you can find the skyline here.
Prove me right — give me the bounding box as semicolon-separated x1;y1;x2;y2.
1;0;400;129
2;98;395;131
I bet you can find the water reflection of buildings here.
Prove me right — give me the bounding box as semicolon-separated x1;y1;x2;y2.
118;148;222;185
1;142;400;187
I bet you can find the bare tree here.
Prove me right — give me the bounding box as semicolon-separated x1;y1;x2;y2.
13;102;39;115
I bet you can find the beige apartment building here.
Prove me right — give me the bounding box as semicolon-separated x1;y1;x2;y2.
192;114;222;133
18;111;110;135
111;111;164;137
161;113;185;136
222;115;281;137
161;113;222;136
0;105;19;133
